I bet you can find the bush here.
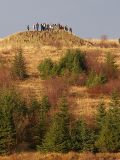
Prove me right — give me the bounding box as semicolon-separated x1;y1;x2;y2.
12;49;27;80
103;53;119;79
86;71;107;88
87;79;120;96
38;49;86;79
58;49;86;75
38;58;56;79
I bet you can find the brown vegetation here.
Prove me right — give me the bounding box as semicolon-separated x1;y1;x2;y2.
0;31;120;121
87;79;120;97
0;66;13;89
42;77;69;106
1;152;120;160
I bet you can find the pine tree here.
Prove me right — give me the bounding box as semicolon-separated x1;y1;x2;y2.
0;109;15;154
96;99;106;131
71;119;95;152
104;52;118;79
28;97;51;149
42;99;71;152
71;120;85;152
0;90;16;154
12;49;27;80
95;94;120;152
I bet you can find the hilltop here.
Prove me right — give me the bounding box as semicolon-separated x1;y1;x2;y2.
0;30;93;48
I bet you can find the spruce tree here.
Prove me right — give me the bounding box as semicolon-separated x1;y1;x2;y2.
96;99;106;131
0;90;16;154
71;119;95;152
95;94;120;152
28;97;51;149
42;98;71;152
0;108;15;154
12;49;27;80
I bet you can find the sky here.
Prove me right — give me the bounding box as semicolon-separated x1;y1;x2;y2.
0;0;120;38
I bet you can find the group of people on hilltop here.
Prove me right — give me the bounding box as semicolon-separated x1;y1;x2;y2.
27;23;72;33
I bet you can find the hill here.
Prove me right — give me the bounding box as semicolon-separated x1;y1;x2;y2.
0;30;120;120
0;30;93;48
0;30;120;157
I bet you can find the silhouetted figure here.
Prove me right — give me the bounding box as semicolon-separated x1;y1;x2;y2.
36;23;39;31
27;25;30;31
41;23;43;31
65;25;68;31
33;24;36;31
69;27;72;33
43;23;46;31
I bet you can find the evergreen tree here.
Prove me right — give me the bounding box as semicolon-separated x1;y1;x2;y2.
42;99;71;152
28;96;51;149
71;120;85;152
12;49;27;80
104;52;118;79
95;94;120;152
0;90;17;154
38;58;55;79
71;119;95;152
96;99;106;131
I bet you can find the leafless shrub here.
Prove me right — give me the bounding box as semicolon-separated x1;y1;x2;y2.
85;50;104;74
87;79;120;96
42;77;69;106
93;35;120;48
0;66;14;89
63;73;87;86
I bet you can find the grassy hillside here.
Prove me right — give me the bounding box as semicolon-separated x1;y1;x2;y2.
0;30;120;120
0;30;93;48
0;30;120;159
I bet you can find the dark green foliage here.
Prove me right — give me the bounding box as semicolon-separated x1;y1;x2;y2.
42;99;71;152
86;71;106;87
12;49;27;80
96;100;106;131
38;49;86;79
57;49;86;75
0;110;15;154
95;94;120;152
38;58;56;79
104;53;119;79
0;90;17;154
26;96;51;149
71;120;95;152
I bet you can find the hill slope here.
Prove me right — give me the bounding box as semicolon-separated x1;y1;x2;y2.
0;30;93;48
0;30;120;120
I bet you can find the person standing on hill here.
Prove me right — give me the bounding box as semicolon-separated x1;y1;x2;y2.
33;24;36;31
27;25;30;31
69;27;72;33
36;23;39;31
41;23;43;31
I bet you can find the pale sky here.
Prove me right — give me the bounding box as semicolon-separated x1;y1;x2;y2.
0;0;120;38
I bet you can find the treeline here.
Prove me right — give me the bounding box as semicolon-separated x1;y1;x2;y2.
0;88;120;154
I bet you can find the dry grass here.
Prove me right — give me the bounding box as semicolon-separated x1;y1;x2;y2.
0;152;120;160
0;31;120;118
